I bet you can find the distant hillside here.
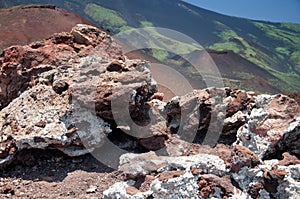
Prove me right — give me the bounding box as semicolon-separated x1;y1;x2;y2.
0;4;95;51
1;0;300;93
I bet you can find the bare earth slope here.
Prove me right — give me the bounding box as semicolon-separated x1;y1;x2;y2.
0;4;95;51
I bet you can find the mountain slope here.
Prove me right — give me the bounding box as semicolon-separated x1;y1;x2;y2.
0;4;95;51
83;0;300;92
0;0;299;93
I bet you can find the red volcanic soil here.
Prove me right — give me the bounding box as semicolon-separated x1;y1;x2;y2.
207;49;281;93
243;76;281;94
0;4;96;51
285;92;300;105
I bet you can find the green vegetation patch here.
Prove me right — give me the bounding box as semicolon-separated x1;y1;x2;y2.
290;51;300;73
253;22;300;49
210;23;300;91
209;41;240;53
140;21;153;28
213;21;229;31
275;47;290;56
280;23;300;33
210;29;242;53
267;69;300;91
210;29;260;61
232;71;255;80
151;48;169;60
84;3;127;32
120;27;202;61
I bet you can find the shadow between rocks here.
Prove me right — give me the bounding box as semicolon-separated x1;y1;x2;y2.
0;148;115;182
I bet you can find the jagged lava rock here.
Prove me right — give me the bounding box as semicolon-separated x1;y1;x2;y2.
165;88;299;160
0;23;118;110
104;150;250;199
235;94;300;159
232;159;300;198
160;135;261;173
0;24;157;167
104;152;225;199
118;151;227;179
104;141;299;199
165;88;254;145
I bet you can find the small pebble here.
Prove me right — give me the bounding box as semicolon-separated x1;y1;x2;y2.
86;185;97;194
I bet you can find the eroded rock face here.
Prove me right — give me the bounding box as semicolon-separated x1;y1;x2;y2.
165;88;255;146
164;89;300;159
104;90;300;199
236;94;300;159
232;160;300;199
104;140;300;199
104;150;250;199
0;24;112;110
0;24;156;167
118;151;227;180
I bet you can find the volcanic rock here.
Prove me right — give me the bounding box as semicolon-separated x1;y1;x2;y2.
235;94;300;159
165;88;255;146
279;152;300;166
104;150;249;199
198;174;234;198
118;151;227;179
285;91;300;105
0;24;156;167
165;88;227;146
232;160;300;198
105;143;299;199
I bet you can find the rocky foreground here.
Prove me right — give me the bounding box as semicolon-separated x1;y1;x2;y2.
0;24;300;198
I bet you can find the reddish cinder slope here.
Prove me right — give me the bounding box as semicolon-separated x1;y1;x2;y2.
285;92;300;105
0;4;96;51
207;49;282;93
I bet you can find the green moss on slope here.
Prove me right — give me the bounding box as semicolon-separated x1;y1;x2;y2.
84;3;127;32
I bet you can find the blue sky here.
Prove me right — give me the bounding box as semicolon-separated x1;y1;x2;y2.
183;0;300;24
